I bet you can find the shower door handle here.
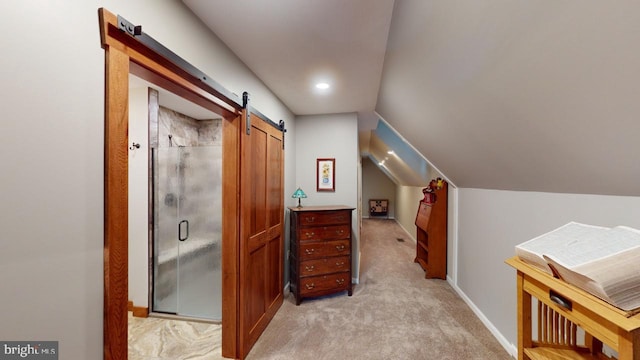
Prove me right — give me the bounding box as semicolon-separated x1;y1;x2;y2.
178;220;189;241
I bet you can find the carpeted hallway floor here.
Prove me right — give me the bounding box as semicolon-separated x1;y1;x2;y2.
129;218;513;359
247;218;512;359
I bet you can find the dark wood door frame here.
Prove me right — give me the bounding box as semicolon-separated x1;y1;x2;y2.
99;8;243;359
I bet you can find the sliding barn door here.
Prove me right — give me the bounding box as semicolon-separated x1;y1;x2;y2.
238;111;284;358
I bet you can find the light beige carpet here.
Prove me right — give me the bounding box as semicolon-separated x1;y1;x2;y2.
247;218;512;359
129;218;512;359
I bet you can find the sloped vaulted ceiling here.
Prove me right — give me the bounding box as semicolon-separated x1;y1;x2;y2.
183;0;394;115
376;1;640;196
184;0;640;196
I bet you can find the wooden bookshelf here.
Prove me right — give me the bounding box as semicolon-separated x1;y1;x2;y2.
414;180;447;279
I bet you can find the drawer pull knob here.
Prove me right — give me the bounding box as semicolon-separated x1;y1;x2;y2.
305;248;315;255
335;245;345;251
306;217;315;223
335;279;345;285
305;283;315;290
305;232;315;237
550;290;572;311
336;230;344;235
305;265;315;272
336;262;345;267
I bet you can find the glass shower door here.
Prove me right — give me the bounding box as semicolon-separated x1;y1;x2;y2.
175;145;221;319
152;145;222;320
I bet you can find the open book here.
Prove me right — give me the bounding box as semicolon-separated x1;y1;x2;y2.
515;222;640;312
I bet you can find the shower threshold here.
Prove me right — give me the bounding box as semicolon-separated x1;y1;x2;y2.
148;311;221;325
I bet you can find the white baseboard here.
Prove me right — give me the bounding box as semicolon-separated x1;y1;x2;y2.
447;276;517;358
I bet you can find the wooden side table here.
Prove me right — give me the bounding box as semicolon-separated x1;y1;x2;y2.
506;257;640;359
369;199;388;217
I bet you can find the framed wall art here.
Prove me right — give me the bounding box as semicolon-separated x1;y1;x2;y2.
316;158;335;192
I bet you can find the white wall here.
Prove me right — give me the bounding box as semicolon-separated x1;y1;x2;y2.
456;188;640;355
393;160;447;236
128;86;150;308
294;113;360;280
0;1;293;358
361;157;396;218
282;112;297;287
394;185;423;241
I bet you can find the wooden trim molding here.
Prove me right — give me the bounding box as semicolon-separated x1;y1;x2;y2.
221;113;241;358
127;301;149;318
99;8;243;360
103;43;129;360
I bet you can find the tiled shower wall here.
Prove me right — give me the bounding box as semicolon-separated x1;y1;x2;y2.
157;106;222;147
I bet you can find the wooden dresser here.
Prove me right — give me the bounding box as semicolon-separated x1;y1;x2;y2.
289;205;355;305
506;257;640;360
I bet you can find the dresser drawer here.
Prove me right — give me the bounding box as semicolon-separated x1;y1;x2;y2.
299;210;350;226
299;256;350;277
300;273;351;296
297;224;350;241
289;206;354;305
299;239;350;260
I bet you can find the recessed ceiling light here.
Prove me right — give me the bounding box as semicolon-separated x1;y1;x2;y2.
315;82;330;90
387;150;395;155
